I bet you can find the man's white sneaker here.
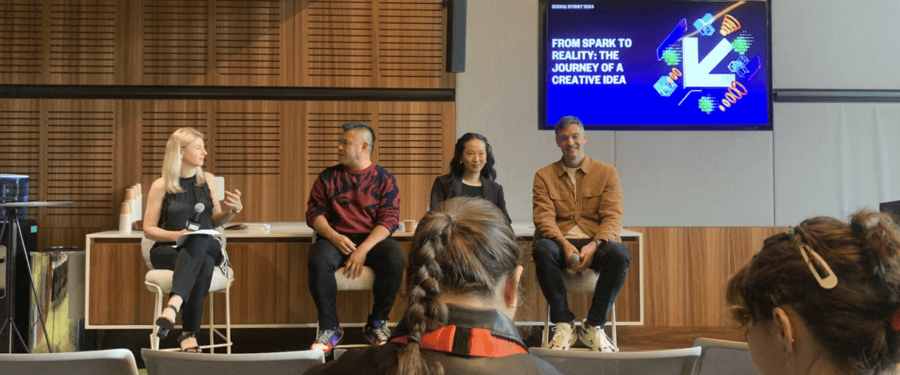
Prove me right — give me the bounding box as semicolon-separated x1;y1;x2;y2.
546;321;577;350
578;320;618;352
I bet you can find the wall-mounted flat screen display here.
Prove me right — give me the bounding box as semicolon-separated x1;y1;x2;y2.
540;0;772;130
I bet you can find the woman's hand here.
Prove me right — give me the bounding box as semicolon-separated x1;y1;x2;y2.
171;229;189;242
222;189;242;214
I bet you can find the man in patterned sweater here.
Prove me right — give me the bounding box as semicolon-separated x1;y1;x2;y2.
306;121;403;356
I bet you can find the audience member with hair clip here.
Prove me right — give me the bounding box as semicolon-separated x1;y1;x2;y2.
144;127;242;352
304;197;562;375
429;132;510;222
727;209;900;375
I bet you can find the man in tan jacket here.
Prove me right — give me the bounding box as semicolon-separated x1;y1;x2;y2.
532;116;630;352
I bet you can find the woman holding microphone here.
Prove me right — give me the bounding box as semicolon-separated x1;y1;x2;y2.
143;127;242;352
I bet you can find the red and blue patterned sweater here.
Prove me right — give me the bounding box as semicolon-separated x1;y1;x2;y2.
306;163;401;234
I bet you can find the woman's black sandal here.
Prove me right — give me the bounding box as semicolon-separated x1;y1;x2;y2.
177;332;201;353
155;304;178;338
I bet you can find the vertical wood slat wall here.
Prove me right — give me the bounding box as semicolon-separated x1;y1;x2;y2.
0;0;453;87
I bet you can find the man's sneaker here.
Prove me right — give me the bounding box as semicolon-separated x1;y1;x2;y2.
578;320;618;352
310;326;344;355
545;321;576;350
363;320;391;345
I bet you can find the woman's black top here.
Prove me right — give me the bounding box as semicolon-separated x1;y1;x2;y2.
153;176;215;248
430;174;510;222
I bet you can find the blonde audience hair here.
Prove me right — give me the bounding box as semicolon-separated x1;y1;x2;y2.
162;127;206;194
394;197;522;375
727;210;900;375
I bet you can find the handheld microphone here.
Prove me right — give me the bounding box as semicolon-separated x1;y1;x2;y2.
186;203;204;231
568;253;580;266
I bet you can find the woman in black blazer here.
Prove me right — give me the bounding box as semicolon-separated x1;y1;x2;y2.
430;133;510;222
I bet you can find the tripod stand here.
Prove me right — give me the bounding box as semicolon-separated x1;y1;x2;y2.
0;201;70;353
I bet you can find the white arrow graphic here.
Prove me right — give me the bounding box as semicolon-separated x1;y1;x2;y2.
682;38;735;88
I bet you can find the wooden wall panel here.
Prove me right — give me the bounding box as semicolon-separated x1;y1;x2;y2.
0;0;125;85
139;0;212;85
296;0;377;87
47;0;120;84
40;99;122;247
296;0;453;88
137;0;292;86
627;226;787;328
0;1;44;84
0;0;452;87
0;99;42;220
212;0;291;86
210;100;282;222
0;99;41;182
375;0;448;86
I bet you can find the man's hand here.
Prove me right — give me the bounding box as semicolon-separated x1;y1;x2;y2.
561;240;580;269
571;240;599;272
343;244;370;279
330;234;356;255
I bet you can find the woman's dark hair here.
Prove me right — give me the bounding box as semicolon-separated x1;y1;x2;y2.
448;133;496;181
726;210;900;375
393;197;521;375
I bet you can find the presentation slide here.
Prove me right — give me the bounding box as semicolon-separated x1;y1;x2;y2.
542;0;771;130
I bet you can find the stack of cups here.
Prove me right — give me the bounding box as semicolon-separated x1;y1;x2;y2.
120;184;144;234
119;201;132;234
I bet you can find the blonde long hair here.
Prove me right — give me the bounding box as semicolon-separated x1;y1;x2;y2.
162;128;206;194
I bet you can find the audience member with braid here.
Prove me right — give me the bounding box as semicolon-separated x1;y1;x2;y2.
727;210;900;375
304;197;562;375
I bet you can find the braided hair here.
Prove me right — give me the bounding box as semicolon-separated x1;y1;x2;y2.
393;197;521;375
727;210;900;375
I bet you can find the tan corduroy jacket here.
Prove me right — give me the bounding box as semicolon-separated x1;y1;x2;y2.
532;156;623;246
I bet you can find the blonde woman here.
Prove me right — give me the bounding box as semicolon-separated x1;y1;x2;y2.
143;128;242;352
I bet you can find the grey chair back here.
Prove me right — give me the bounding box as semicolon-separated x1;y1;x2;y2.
692;338;759;375
0;348;139;375
530;347;701;375
141;348;325;375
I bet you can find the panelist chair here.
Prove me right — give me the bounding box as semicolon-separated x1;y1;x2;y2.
142;232;234;353
310;233;377;349
315;266;376;349
541;268;618;349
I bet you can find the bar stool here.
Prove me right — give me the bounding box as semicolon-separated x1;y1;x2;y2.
142;236;234;353
541;269;617;349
